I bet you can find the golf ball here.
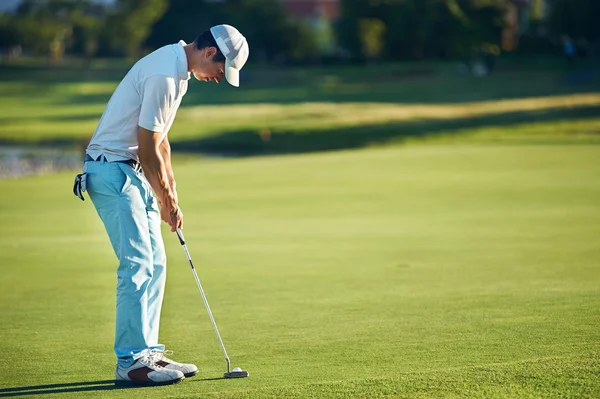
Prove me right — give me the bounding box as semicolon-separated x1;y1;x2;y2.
233;367;242;372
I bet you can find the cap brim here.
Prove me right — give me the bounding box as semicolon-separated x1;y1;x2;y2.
225;59;239;87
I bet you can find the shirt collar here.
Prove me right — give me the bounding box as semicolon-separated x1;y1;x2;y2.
175;40;191;81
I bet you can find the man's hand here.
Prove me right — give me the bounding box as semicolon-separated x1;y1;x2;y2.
160;198;183;232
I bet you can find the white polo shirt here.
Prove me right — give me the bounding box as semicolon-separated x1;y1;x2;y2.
86;41;190;162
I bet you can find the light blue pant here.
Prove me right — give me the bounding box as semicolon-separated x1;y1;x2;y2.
83;159;166;367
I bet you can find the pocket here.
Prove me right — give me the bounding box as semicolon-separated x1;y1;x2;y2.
111;163;131;194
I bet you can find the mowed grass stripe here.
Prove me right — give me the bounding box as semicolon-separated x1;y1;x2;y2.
1;81;600;143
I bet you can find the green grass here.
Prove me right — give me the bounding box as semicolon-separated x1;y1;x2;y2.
1;59;599;397
1;61;600;151
1;143;599;397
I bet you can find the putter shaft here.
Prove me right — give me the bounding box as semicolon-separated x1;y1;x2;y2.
176;229;231;373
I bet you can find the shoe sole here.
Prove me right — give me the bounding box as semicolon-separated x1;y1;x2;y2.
115;376;184;386
184;370;198;378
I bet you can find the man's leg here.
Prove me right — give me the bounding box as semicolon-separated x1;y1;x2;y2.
136;174;199;378
86;161;156;367
145;193;167;350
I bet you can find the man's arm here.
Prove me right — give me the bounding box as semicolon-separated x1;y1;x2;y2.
158;135;177;204
138;127;182;231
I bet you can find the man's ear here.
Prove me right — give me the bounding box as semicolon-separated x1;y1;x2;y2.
205;46;217;59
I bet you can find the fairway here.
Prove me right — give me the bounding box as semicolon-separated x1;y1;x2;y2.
1;143;599;398
2;63;600;153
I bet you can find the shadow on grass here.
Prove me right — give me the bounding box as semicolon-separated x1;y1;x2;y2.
0;380;145;397
1;103;598;157
170;105;600;157
0;376;228;397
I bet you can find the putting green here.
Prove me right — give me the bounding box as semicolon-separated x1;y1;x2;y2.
0;143;599;398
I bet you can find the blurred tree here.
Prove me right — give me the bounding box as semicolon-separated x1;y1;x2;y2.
224;0;294;62
14;0;76;62
336;0;371;60
337;0;504;61
70;7;102;60
286;18;319;62
146;0;315;63
10;0;107;61
145;0;219;48
547;0;600;45
0;13;19;49
105;0;168;58
358;18;386;60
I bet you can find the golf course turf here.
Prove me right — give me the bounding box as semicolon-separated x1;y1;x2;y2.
0;61;599;397
1;143;599;398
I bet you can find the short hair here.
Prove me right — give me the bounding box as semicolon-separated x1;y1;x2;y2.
194;30;226;63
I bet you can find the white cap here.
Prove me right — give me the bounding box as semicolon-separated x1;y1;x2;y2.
210;24;249;87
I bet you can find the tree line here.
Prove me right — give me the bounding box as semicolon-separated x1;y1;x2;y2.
0;0;598;63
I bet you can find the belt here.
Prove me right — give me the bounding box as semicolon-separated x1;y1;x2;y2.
84;154;141;171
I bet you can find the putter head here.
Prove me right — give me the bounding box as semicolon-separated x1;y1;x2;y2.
224;370;249;378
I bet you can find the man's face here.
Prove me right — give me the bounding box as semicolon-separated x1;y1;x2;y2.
192;47;225;84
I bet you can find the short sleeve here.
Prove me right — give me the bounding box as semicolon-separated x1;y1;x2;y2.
139;74;177;133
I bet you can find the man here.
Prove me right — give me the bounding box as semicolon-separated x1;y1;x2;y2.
74;25;249;385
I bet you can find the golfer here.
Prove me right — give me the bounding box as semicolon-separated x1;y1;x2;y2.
75;25;249;385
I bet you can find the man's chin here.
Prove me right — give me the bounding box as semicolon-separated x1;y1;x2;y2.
192;73;212;83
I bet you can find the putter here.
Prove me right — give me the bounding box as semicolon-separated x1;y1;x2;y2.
176;228;249;379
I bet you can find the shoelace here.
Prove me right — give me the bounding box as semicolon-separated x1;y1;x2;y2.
148;349;174;363
139;349;174;370
138;355;164;370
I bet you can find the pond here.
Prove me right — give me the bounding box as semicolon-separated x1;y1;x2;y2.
0;146;83;179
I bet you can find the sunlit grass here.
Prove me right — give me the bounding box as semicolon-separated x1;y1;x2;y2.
1;91;600;144
173;94;600;139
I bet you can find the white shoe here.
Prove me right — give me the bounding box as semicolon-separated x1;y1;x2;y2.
115;352;184;386
150;349;199;378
